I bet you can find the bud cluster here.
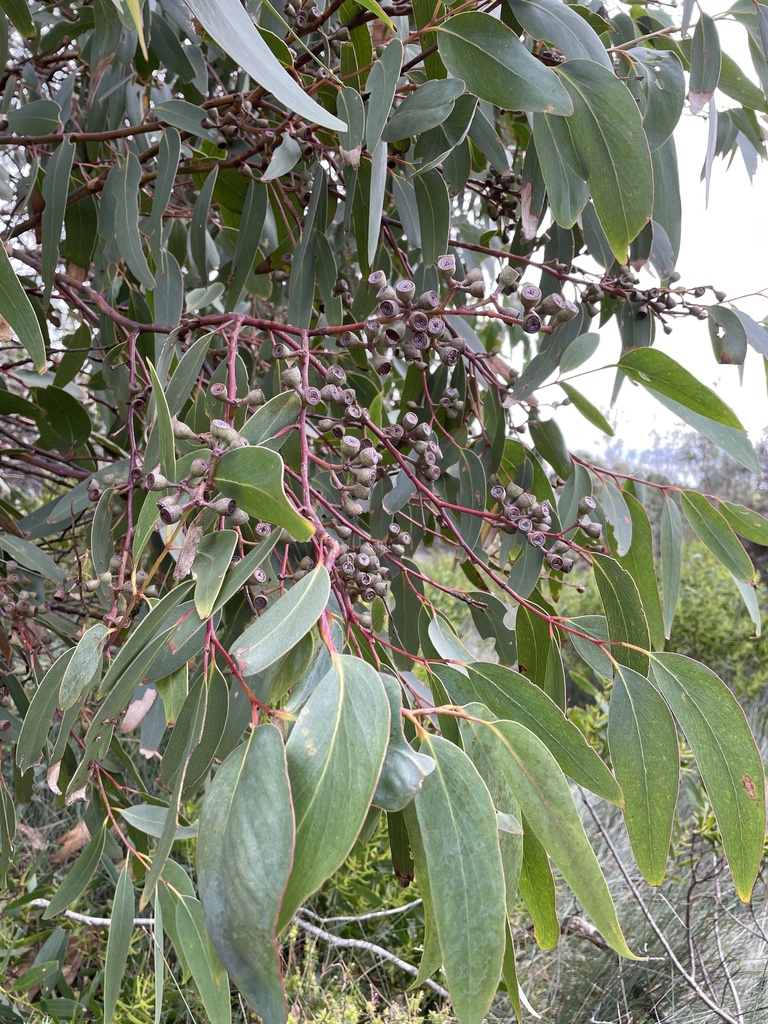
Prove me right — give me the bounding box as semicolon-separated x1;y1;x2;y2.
490;482;575;573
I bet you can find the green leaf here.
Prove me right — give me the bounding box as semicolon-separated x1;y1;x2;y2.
592;554;650;675
413;169;449;266
518;820;559;949
402;802;443;984
16;650;74;774
104;864;135;1024
457;703;523;916
600;476;632;556
7;99;61;135
278;655;390;930
532;112;589;228
174;897;231;1024
627;48;685;151
508;0;611;68
352;0;395;30
59;623;109;710
614;493;665;651
689;12;721;113
186;0;345;132
463;718;635;958
41;137;75;305
412;734;506;1024
680;490;754;582
210;530;280;615
608;666;678;886
153;100;220;142
660;494;682;639
368;141;387;265
0;532;64;584
365;38;403;152
337;86;365;165
147;360;177;482
230;565;330;678
438;12;572;115
0;244;46;372
120;805;198;841
193;530;238;619
461;663;623;804
44;825;107;919
559;382;614;436
240;391;301;449
549;60;653;262
0;0;32;36
198;726;294;1024
718;500;768;545
191;166;219;281
381;78;465;142
618;348;744;429
650;653;765;902
213;446;314;540
373;674;436;812
227;180;267;309
529;416;571;478
110;154;155;289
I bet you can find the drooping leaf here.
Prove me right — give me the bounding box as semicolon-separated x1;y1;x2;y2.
365;38;403;153
373;673;436;812
213;446;314;540
198;726;294;1024
192;530;238;619
437;12;573;115
41;136;75;305
411;734;507;1024
680;490;754;582
59;623;109;710
43;825;107;919
508;0;611;68
0;532;65;585
614;493;665;651
592;554;650;675
16;650;75;774
547;60;653;262
230;565;330;678
413;169;449;266
174;897;231;1024
382;78;465;142
463;718;636;958
660;493;682;639
0;245;46;372
186;0;345;131
608;666;678;886
650;654;765;902
518;819;559;950
147;360;177;482
104;865;135;1024
461;663;623;805
618;348;744;429
689;12;721;114
278;656;390;929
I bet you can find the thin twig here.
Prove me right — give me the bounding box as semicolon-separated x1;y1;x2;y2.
28;897;155;926
299;898;423;924
293;915;450;999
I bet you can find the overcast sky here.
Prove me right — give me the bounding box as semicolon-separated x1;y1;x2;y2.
554;7;768;456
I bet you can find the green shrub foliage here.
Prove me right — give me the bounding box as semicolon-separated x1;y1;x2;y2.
1;0;768;1020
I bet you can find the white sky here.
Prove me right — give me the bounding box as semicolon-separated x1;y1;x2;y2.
553;8;768;456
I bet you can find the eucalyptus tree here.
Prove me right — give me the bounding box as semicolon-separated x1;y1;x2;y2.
1;0;768;1021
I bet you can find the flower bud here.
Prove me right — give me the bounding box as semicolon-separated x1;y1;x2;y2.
172;418;198;440
281;366;302;391
437;254;456;280
145;468;172;491
520;283;542;310
230;508;250;525
210;419;240;445
189;457;210;478
497;265;520;293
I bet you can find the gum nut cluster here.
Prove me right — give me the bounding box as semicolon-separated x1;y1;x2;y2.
490;481;575;573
